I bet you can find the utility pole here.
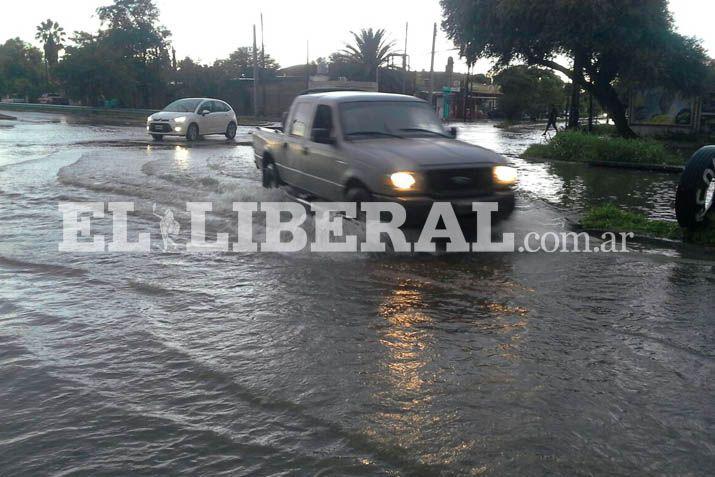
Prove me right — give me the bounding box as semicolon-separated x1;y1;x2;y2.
402;22;408;94
428;22;437;108
260;13;266;117
252;24;259;118
463;63;470;121
305;41;310;90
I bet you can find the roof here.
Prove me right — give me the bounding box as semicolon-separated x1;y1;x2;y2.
175;97;217;102
296;91;425;104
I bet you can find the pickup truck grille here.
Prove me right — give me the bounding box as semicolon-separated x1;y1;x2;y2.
425;167;493;198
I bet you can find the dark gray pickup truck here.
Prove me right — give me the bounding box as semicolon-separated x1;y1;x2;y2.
253;91;517;223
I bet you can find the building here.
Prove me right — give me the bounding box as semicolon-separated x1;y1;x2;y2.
629;62;715;136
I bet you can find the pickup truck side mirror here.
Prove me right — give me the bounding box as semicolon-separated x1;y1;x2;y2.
311;128;335;145
449;126;458;139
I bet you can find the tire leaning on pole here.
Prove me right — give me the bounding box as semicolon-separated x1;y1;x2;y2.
675;145;715;228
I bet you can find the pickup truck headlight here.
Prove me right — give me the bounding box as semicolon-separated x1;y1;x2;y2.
390;172;417;191
493;166;517;185
173;116;187;124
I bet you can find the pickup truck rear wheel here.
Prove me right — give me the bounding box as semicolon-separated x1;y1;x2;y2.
262;160;280;188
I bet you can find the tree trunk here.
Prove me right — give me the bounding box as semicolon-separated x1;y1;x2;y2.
568;54;583;129
536;58;638;138
590;82;637;138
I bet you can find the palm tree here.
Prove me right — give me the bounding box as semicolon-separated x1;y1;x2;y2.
340;28;395;80
35;19;66;83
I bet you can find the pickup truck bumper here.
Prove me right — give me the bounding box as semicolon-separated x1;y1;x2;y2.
372;191;516;226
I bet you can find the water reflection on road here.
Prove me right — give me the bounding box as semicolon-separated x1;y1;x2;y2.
455;121;679;220
0;111;712;476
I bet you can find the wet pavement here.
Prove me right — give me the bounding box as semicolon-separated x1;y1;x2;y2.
0;110;713;476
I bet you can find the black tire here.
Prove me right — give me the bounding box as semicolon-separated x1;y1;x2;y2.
151;134;163;142
345;185;373;221
345;185;372;204
225;121;237;139
262;159;281;188
186;123;199;142
675;145;715;228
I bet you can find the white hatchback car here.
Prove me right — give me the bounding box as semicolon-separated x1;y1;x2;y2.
147;98;238;141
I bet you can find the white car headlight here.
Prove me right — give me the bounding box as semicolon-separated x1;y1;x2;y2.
173;116;187;124
493;166;517;185
390;172;417;191
147;115;153;122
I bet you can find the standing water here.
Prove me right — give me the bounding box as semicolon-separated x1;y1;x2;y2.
0;112;713;475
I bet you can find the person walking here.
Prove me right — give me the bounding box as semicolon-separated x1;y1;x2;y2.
543;104;559;135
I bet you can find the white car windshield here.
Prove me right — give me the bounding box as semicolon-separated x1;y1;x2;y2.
340;101;448;139
163;99;202;112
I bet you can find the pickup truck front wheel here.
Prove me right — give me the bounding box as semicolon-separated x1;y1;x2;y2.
345;186;373;204
262;160;281;188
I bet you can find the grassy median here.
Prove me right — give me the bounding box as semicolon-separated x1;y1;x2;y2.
524;130;683;166
580;204;715;245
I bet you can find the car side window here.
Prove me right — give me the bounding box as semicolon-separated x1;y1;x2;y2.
197;101;211;114
216;101;229;112
289;103;312;138
312;105;334;136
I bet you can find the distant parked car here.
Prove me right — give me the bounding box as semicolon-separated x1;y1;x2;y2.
37;93;69;105
146;98;238;142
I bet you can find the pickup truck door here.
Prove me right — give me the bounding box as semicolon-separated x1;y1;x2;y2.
280;102;314;189
300;104;345;200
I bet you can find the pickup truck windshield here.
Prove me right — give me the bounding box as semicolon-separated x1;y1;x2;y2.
340;101;448;139
163;99;202;112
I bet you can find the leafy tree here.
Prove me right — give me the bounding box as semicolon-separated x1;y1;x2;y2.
472;73;489;84
56;32;134;106
0;38;44;99
35;19;65;82
213;47;280;80
494;65;565;120
96;0;170;62
441;0;710;137
93;0;172;107
338;28;395;80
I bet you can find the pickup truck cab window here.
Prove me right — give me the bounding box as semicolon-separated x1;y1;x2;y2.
310;105;335;142
289;102;313;138
340;101;448;139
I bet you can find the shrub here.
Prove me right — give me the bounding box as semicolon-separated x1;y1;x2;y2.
524;130;683;165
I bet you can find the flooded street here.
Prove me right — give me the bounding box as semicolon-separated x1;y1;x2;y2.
1;111;714;475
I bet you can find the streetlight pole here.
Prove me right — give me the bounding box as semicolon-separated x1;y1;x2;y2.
402;22;408;94
252;24;259;119
261;13;266;118
428;23;437;108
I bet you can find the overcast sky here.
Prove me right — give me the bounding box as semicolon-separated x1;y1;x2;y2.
3;0;713;74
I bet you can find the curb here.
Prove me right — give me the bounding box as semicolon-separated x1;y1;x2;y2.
522;156;684;174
